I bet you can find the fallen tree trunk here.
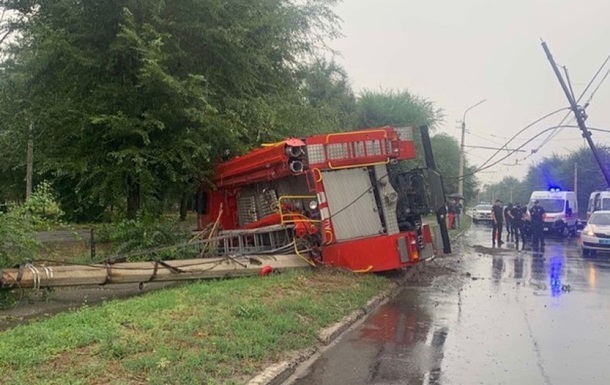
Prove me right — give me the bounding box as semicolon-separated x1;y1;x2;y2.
0;255;312;289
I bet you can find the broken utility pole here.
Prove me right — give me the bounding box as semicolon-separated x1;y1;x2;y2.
541;41;610;187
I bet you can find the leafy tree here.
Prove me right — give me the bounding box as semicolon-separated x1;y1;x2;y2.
565;146;610;214
272;59;356;135
352;89;478;202
0;0;344;221
0;211;41;268
481;176;529;206
483;145;610;217
354;89;442;130
430;133;478;202
524;146;610;215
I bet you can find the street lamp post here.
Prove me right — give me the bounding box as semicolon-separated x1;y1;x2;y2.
459;99;487;199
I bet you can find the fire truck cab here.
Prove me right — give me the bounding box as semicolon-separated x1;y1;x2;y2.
196;126;443;273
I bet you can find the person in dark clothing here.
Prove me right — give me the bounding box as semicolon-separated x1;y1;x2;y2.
510;202;527;246
530;200;546;251
455;201;463;228
504;203;514;241
492;199;504;245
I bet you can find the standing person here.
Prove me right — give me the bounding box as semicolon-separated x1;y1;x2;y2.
511;202;526;247
504;203;514;241
455;200;463;228
530;200;546;251
491;199;504;246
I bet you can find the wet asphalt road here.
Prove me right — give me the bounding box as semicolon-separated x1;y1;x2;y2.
289;223;610;385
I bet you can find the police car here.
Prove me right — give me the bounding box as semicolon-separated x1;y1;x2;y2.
581;210;610;257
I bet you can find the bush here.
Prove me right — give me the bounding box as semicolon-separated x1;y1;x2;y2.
97;217;191;261
11;181;64;230
0;211;42;268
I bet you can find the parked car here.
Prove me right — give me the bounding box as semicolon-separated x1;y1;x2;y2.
581;210;610;257
472;204;493;224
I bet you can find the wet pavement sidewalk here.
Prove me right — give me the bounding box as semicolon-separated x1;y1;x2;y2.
289;224;610;385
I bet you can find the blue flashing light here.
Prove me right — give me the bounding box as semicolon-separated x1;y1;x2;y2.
548;185;562;192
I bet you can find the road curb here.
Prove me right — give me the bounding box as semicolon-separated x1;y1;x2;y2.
246;348;318;385
246;222;470;385
245;267;419;385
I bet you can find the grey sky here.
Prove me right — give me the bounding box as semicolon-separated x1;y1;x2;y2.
331;0;610;186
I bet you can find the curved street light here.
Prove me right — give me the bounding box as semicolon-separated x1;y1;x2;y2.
459;99;487;198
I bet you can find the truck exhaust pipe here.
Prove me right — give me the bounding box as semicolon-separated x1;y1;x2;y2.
289;160;304;173
286;146;304;158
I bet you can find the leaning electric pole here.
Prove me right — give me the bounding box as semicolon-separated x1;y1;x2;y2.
541;41;610;187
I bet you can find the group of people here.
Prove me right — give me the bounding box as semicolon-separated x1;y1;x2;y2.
491;199;546;251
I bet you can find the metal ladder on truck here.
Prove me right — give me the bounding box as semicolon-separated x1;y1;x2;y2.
100;224;297;263
211;225;296;256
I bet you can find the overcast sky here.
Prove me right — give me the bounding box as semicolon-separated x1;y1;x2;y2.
330;0;610;187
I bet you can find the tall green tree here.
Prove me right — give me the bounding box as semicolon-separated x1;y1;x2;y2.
430;133;478;202
352;89;478;202
565;146;610;213
482;176;529;205
354;89;442;130
483;145;610;216
0;0;344;220
524;146;610;214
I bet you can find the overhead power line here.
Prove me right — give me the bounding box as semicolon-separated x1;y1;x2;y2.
449;125;609;182
463;145;526;152
473;107;570;171
529;50;610;155
584;65;610;107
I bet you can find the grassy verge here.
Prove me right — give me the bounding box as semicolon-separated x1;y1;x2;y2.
422;213;472;239
0;269;390;385
449;214;472;238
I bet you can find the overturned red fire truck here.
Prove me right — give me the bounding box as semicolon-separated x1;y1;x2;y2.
196;126;447;273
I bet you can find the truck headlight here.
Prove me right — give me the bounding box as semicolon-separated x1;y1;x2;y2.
309;200;318;210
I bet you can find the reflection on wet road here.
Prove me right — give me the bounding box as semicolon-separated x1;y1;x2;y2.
290;224;610;385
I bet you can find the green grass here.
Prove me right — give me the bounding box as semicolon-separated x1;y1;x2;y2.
449;214;472;238
0;269;390;385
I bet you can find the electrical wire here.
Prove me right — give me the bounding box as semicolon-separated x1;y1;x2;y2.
468;107;570;172
529;51;610;154
467;131;506;147
584;65;610;107
451;124;608;181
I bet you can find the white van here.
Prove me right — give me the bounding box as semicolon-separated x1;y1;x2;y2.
528;190;578;236
587;191;610;219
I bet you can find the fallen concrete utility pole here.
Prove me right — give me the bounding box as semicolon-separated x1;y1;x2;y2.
0;255;312;290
